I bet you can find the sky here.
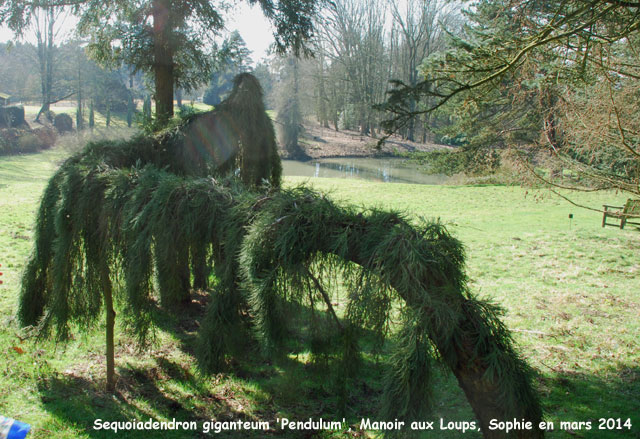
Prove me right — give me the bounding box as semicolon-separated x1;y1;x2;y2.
0;2;276;64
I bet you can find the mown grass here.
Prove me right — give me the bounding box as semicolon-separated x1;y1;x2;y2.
0;143;638;438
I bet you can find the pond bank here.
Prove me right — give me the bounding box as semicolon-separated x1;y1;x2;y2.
282;157;449;185
282;121;452;160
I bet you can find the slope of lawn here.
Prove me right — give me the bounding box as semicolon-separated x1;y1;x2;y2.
0;143;638;438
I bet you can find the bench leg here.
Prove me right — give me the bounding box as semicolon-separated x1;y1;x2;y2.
621;217;626;229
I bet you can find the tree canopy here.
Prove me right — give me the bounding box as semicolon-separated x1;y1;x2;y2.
202;31;252;106
1;0;325;124
379;0;640;196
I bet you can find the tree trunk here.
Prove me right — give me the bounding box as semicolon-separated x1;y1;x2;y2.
35;5;55;122
191;244;208;290
446;324;544;439
101;264;116;392
316;50;329;128
153;0;174;125
406;59;417;142
46;6;53;114
76;62;84;130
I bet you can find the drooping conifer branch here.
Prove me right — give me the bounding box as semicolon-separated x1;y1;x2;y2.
19;74;543;438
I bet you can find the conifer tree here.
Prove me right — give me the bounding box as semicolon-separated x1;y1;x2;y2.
75;106;83;131
142;96;152;125
88;100;94;129
19;74;281;392
19;76;542;438
276;56;305;159
1;0;325;126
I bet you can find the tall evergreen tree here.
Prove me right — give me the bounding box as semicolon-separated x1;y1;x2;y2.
1;0;325;126
142;95;152;124
276;56;305;158
105;100;111;127
203;31;253;106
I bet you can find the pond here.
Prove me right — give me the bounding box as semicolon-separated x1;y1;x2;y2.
282;157;449;185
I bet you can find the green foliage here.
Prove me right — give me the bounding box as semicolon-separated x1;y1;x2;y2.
203;31;253;107
142;96;152;125
276;57;305;159
53;113;73;134
20;121;542;430
19;73;281;336
90;71;131;114
0;105;25;128
403;148;500;176
380;310;434;422
217;73;281;187
76;106;83;131
0;126;56;155
209;184;541;426
75;0;224;92
277;95;303;157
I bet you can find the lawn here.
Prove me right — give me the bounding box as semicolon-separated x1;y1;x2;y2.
0;143;638;438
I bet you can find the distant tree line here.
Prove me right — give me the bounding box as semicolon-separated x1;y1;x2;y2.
0;41;138;122
377;0;640;196
262;0;462;144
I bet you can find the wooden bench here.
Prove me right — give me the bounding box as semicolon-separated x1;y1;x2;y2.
602;199;640;229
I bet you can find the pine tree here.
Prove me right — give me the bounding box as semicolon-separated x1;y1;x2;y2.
75;106;83;131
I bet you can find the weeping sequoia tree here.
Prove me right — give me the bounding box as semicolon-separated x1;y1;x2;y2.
19;73;543;438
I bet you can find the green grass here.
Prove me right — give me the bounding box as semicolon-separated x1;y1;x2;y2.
0;144;638;438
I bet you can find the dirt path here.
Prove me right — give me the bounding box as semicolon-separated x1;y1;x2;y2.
282;121;451;159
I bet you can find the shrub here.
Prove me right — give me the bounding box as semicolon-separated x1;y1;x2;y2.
403;147;501;176
54;113;73;133
33;127;57;149
16;132;42;152
0;105;26;128
0;126;57;155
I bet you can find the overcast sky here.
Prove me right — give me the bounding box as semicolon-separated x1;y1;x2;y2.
0;2;275;64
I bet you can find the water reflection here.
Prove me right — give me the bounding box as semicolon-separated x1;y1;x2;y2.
283;157;448;185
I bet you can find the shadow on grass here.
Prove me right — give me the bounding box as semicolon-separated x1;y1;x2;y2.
35;295;390;438
539;365;640;438
37;360;231;439
34;290;640;439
